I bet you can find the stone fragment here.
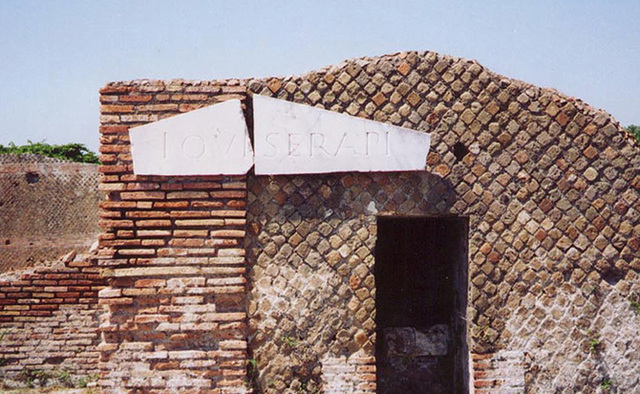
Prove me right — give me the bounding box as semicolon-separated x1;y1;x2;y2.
253;94;431;175
383;325;450;357
129;99;253;175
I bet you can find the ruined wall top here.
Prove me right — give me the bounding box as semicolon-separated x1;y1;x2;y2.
101;50;636;145
0;154;101;272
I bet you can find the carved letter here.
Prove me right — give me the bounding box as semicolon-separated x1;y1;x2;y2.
310;133;333;157
335;132;358;157
264;133;278;158
385;131;391;156
181;135;205;158
365;132;379;156
288;133;301;157
225;134;236;154
163;131;168;159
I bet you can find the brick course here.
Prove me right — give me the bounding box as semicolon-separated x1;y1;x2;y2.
0;251;105;388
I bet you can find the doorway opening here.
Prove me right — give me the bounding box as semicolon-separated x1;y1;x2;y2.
375;216;469;393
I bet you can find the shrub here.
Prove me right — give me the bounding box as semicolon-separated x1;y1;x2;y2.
628;125;640;144
0;141;99;164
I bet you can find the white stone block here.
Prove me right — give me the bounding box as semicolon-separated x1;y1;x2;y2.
252;94;430;175
129;99;253;175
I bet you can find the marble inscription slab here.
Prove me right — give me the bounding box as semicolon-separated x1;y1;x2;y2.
252;95;431;175
129;99;253;175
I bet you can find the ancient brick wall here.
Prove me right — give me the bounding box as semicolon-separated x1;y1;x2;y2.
0;251;105;389
0;50;635;392
97;50;639;393
0;154;101;273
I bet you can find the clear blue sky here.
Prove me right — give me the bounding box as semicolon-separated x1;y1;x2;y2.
0;0;638;152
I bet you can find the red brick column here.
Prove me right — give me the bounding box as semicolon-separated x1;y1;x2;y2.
97;82;249;392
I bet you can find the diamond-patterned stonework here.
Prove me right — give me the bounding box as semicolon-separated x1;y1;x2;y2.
0;154;101;272
243;51;640;392
94;50;640;392
246;173;452;392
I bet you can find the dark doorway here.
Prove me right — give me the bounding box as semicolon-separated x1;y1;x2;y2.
375;216;469;394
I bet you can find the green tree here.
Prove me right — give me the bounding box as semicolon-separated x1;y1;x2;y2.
628;125;640;144
0;141;99;164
